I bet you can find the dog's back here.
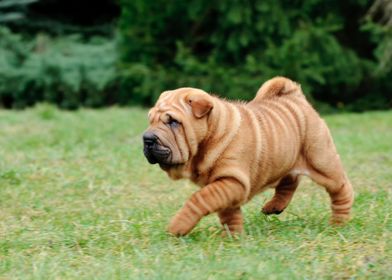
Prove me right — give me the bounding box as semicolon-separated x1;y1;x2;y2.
243;77;311;186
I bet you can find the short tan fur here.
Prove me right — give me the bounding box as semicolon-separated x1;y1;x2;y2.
144;77;354;236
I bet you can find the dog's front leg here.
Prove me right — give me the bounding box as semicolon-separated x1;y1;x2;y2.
168;178;246;236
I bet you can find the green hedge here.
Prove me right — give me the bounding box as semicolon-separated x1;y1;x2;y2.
1;1;391;111
118;0;392;111
0;27;118;109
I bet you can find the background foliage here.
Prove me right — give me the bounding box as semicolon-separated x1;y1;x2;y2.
0;28;117;109
0;0;391;111
0;0;120;109
119;0;392;112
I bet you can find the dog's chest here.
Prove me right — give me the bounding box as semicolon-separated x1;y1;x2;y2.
190;171;209;187
188;162;215;187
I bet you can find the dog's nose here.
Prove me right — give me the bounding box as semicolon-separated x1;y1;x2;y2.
143;131;158;148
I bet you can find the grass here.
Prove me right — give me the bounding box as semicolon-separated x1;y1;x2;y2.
0;104;391;279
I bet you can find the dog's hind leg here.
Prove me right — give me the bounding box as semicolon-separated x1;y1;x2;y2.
307;163;354;224
305;121;354;224
262;174;300;215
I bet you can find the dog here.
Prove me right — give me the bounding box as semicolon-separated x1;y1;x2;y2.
143;77;354;236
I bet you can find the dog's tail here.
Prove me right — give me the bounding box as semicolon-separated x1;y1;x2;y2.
253;76;303;102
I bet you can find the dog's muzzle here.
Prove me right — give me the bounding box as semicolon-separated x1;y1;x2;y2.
143;131;171;164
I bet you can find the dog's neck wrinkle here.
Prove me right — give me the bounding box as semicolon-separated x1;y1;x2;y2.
191;99;242;183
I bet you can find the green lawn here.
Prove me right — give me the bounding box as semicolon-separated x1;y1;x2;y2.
0;105;391;279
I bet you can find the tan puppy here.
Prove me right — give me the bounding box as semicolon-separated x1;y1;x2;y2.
143;77;354;236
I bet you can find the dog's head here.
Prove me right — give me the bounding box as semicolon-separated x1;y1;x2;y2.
143;88;214;171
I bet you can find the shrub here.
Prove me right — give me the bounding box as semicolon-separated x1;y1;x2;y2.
118;0;392;111
0;27;117;109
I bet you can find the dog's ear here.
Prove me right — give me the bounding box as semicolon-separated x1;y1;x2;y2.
186;91;213;118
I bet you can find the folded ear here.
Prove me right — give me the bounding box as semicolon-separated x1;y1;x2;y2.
185;91;213;118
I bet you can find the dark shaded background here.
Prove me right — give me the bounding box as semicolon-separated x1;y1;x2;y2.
1;0;391;112
5;0;119;35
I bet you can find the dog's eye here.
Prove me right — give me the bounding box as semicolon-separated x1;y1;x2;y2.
167;118;180;128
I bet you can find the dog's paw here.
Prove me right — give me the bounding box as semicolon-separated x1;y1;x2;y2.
261;201;285;215
329;215;351;226
167;216;194;236
221;226;244;238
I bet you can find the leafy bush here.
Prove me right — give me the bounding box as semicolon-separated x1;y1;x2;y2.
118;0;392;111
0;27;117;109
2;1;391;111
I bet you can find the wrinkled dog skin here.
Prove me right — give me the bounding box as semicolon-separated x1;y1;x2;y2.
143;77;354;236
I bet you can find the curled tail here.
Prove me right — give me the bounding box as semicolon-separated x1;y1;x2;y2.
253;76;303;102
